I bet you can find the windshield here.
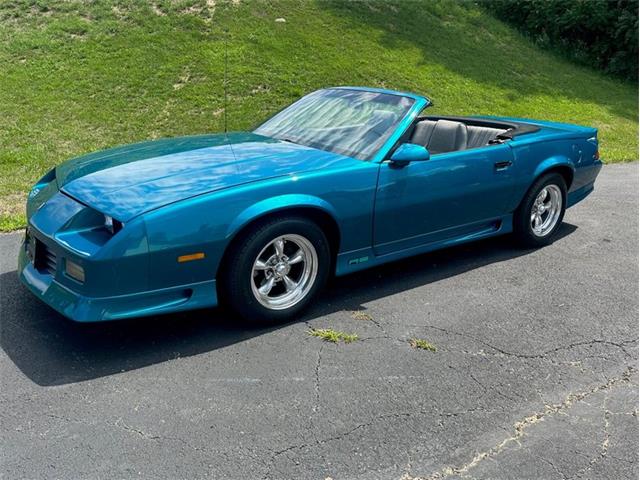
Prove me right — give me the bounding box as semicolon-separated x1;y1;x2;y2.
254;89;415;160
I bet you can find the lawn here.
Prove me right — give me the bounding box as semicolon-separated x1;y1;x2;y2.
0;0;637;231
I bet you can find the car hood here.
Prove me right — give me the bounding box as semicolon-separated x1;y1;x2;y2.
59;132;354;222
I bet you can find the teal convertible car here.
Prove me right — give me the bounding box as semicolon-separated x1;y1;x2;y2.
19;87;602;323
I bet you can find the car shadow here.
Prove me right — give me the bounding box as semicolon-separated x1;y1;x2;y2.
0;224;577;386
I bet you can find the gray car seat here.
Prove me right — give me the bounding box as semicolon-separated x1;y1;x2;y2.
410;119;437;147
411;119;507;153
466;125;506;148
410;119;468;154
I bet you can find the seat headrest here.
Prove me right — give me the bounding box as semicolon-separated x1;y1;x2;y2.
410;120;437;147
428;120;468;154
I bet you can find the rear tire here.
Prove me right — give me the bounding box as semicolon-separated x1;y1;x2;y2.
220;216;330;324
513;173;567;248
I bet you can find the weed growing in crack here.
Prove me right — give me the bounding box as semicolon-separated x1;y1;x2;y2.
410;338;437;352
351;310;373;321
309;328;358;344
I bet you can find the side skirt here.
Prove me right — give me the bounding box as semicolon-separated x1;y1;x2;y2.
335;215;513;276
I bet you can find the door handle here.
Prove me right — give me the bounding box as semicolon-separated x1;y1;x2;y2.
494;160;512;170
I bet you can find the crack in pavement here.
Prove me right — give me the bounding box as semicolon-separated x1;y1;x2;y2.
114;418;161;441
262;406;482;480
531;451;569;480
404;366;636;480
313;343;324;412
35;411;210;459
258;345;637;479
262;412;413;479
113;418;216;461
351;310;389;337
566;392;615;480
419;324;638;359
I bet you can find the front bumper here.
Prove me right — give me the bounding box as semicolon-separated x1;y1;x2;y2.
18;235;218;322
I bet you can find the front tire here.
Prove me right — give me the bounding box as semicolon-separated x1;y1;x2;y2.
513;173;567;248
220;216;330;324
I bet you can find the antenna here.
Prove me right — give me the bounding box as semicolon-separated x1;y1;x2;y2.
223;27;228;134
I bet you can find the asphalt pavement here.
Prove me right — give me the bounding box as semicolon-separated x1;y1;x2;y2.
1;163;638;480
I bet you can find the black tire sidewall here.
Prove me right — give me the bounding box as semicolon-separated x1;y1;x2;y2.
514;173;567;247
221;217;330;324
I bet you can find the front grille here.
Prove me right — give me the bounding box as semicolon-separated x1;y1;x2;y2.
35;239;57;275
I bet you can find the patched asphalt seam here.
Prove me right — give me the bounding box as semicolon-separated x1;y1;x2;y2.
407;366;636;480
313;343;323;412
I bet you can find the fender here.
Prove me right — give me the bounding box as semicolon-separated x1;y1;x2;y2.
225;194;340;239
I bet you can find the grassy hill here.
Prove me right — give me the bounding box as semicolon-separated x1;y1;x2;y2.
1;0;637;231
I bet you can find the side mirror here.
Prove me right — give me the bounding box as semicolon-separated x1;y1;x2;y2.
389;143;430;166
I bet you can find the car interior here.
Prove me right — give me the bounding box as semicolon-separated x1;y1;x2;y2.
409;116;514;154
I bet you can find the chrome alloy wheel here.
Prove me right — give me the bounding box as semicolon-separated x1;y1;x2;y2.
530;184;562;237
250;234;318;310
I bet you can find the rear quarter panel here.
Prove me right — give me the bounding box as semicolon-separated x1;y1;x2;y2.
506;131;601;212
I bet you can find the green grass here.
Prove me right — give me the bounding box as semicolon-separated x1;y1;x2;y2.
409;338;437;352
0;213;25;232
309;328;358;344
1;0;637;231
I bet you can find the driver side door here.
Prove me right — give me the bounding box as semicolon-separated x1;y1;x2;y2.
373;144;516;256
